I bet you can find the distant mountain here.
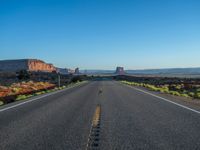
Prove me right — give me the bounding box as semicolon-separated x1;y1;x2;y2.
126;68;200;75
80;70;114;75
80;67;200;76
56;67;75;75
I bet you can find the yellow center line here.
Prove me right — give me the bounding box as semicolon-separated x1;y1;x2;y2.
92;105;101;127
86;104;101;150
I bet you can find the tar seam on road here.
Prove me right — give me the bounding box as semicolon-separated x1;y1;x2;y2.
123;83;200;114
86;104;101;150
0;83;86;113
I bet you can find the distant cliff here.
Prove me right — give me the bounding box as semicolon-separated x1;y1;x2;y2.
115;67;125;75
80;67;200;77
0;59;56;72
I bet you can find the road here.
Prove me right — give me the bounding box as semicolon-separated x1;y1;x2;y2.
0;80;200;150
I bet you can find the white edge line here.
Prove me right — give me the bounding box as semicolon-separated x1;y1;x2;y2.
0;82;87;113
122;83;200;114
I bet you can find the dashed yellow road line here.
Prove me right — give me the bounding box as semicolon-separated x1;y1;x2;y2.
92;105;101;127
86;104;101;150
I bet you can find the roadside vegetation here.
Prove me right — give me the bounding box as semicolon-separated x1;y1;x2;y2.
121;80;200;100
0;80;86;106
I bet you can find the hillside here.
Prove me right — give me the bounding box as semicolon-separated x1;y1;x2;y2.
126;68;200;75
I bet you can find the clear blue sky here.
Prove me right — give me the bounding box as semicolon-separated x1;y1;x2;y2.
0;0;200;70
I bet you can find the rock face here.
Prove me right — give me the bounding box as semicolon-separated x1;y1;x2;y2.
57;68;75;74
28;59;56;72
0;59;28;72
0;59;56;72
75;68;79;74
115;67;125;75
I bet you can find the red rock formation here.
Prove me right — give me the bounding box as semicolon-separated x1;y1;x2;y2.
75;68;80;74
28;60;56;72
115;67;125;75
0;59;56;73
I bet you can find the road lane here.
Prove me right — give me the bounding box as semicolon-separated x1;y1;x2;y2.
0;81;101;150
0;80;200;150
100;81;200;149
122;83;200;114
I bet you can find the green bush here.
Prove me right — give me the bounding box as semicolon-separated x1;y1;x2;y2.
175;85;182;90
159;88;169;93
54;87;59;90
188;92;195;98
0;100;4;106
148;85;159;91
195;92;200;99
196;89;200;92
35;92;44;95
17;70;30;80
121;81;193;98
26;94;33;98
71;76;83;83
12;87;21;93
159;89;166;93
181;94;190;98
16;95;27;101
169;91;181;96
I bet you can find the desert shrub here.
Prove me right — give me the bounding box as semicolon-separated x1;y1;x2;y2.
159;87;169;93
169;91;181;96
188;92;195;98
121;81;127;84
71;76;83;83
35;92;45;95
121;80;193;99
16;94;33;101
0;100;4;106
36;91;46;95
58;87;63;90
181;94;190;98
12;87;21;93
182;90;187;94
175;85;182;90
148;85;159;91
26;94;33;98
54;87;59;90
159;89;167;93
195;92;200;99
16;95;27;101
196;89;200;92
58;86;66;90
36;92;41;95
17;70;30;80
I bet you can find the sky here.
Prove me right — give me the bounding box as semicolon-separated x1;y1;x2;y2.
0;0;200;70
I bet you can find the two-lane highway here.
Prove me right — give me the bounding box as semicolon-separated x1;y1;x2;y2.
0;81;200;150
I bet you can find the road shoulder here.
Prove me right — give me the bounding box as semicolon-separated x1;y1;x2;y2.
0;81;89;112
119;81;200;112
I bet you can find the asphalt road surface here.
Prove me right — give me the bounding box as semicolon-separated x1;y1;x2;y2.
0;80;200;150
